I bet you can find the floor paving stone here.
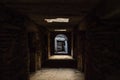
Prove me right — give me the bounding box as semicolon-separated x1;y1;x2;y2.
30;68;84;80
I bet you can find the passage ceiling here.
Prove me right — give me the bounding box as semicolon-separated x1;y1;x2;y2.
0;0;101;30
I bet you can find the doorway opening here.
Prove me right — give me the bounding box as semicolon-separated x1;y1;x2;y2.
48;31;73;60
54;34;68;54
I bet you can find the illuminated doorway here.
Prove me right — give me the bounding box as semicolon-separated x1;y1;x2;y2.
48;31;73;60
54;34;68;54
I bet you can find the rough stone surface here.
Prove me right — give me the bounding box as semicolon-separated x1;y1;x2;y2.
30;68;84;80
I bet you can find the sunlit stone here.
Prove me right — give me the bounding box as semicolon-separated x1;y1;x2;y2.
44;18;69;23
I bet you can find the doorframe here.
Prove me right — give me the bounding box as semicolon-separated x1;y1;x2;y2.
48;31;74;59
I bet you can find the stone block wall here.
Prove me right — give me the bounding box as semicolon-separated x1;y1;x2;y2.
85;26;120;80
38;27;48;67
27;31;43;73
0;7;29;80
77;31;86;72
26;21;48;71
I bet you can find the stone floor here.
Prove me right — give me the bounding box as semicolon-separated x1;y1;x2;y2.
30;68;84;80
49;55;73;60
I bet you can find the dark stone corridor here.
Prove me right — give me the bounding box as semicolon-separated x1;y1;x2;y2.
0;0;120;80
